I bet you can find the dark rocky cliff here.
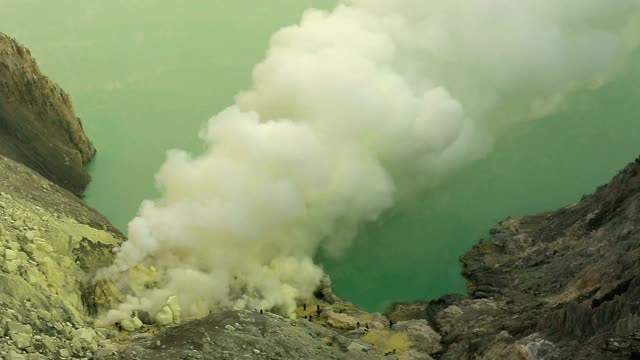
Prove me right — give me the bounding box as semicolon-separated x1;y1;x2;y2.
386;157;640;359
0;33;95;197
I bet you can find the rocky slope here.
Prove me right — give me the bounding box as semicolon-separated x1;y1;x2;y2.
385;156;640;359
0;33;95;196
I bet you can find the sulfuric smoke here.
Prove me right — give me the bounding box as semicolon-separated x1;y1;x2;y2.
98;0;640;324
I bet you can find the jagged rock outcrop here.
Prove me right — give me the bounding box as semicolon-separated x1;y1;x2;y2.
0;33;95;196
386;157;640;360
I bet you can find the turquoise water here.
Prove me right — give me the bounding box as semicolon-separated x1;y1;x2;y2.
1;2;639;312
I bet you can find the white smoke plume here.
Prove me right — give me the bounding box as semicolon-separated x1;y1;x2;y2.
99;0;640;323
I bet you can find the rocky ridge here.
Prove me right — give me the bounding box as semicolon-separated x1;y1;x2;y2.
0;33;95;196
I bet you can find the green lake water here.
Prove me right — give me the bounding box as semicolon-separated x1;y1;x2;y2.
2;1;639;312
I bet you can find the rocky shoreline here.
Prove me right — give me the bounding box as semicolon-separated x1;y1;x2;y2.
1;33;639;359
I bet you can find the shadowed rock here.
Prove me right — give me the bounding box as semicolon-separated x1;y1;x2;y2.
0;33;95;196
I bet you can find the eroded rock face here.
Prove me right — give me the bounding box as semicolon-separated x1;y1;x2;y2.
384;158;640;360
0;33;95;196
0;33;134;358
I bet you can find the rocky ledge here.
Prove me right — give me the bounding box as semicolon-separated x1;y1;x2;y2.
0;34;95;196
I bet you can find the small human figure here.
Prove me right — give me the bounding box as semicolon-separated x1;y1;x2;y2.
357;321;360;328
260;309;263;314
303;304;307;311
389;320;393;328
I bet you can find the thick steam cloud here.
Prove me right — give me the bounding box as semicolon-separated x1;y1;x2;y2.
100;0;640;324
